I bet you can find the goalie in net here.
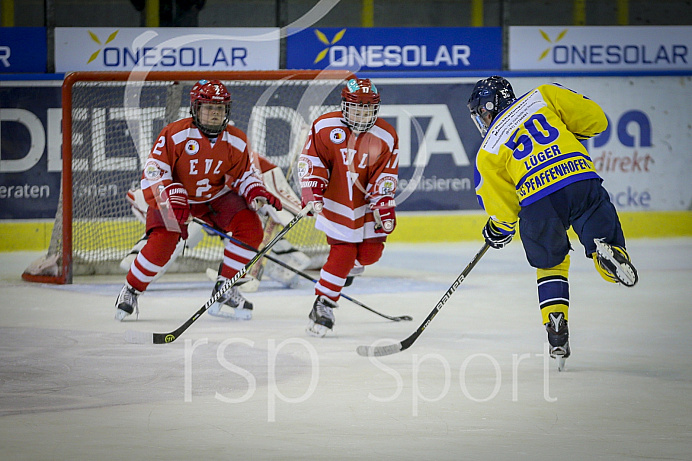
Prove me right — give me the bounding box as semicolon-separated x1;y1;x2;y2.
120;154;313;293
22;71;348;286
115;79;286;321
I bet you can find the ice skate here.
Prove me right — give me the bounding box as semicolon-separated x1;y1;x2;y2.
593;239;638;287
306;295;337;337
208;279;254;320
115;284;140;321
546;312;570;371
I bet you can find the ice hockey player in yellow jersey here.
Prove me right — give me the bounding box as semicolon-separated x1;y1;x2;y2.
467;76;638;371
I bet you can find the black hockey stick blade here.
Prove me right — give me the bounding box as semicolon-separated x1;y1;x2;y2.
125;204;312;345
193;217;413;323
356;243;490;357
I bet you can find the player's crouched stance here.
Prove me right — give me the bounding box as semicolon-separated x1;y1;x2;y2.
299;78;399;337
468;76;638;370
115;79;282;321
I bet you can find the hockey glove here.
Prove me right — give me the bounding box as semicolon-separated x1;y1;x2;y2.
161;182;190;239
244;183;283;212
371;196;396;234
482;218;513;249
301;177;327;215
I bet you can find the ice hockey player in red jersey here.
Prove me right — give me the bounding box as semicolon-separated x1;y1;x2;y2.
115;79;282;321
299;78;399;337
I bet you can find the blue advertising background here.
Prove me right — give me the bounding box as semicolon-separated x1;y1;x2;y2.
0;86;62;219
374;80;482;212
0;28;47;73
0;80;484;220
8;77;680;219
286;27;501;71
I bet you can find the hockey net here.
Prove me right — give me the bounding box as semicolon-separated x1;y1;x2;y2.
23;70;351;284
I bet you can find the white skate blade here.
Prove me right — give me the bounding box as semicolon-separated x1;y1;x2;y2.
124;330;152;344
556;356;566;372
208;302;253;320
115;308;131;322
231;308;253;320
306;320;331;337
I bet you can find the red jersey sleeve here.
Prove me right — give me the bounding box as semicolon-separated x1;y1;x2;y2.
140;124;177;210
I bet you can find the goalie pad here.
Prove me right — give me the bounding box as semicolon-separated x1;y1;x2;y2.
262;167;302;225
126;188;148;224
262;239;312;288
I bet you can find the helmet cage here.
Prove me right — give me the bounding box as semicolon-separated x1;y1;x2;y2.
341;78;381;133
341;101;380;133
190;80;232;137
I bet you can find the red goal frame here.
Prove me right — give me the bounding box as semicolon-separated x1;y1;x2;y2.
22;70;353;284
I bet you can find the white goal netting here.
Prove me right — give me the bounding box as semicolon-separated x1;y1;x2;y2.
23;71;348;283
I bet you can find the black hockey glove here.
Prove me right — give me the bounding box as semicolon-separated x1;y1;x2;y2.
482;219;513;249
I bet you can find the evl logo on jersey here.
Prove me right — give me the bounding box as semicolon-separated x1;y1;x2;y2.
286;27;502;71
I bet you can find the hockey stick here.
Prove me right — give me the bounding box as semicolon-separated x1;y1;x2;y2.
124;204;313;345
356;242;490;357
192;217;413;322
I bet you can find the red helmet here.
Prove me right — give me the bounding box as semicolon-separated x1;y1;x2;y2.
190;79;232;136
341;78;380;132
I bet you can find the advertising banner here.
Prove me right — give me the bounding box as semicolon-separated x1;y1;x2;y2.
509;26;692;71
54;28;280;72
1;76;690;220
549;76;691;211
0;28;47;73
286;27;501;72
0;82;62;219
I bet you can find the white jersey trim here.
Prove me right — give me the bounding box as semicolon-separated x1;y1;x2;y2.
314;116;345;134
223;131;247;152
171;127;203;145
368;124;395;152
323;197;368;220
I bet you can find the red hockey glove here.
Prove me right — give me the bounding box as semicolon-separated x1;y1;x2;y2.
301;177;327;215
371;197;396;234
244;183;283;212
161;182;190;239
482;218;514;249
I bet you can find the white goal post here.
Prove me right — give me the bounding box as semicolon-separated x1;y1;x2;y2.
23;70;352;284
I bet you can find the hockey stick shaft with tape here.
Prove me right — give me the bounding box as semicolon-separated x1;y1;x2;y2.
193;218;412;322
356;242;490;357
126;204;313;345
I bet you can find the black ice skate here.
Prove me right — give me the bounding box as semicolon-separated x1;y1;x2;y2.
115;284;140;321
594;239;638;287
546;312;570;372
208;279;254;320
306;295;338;337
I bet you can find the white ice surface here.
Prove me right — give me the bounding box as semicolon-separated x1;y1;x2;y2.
1;239;690;460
